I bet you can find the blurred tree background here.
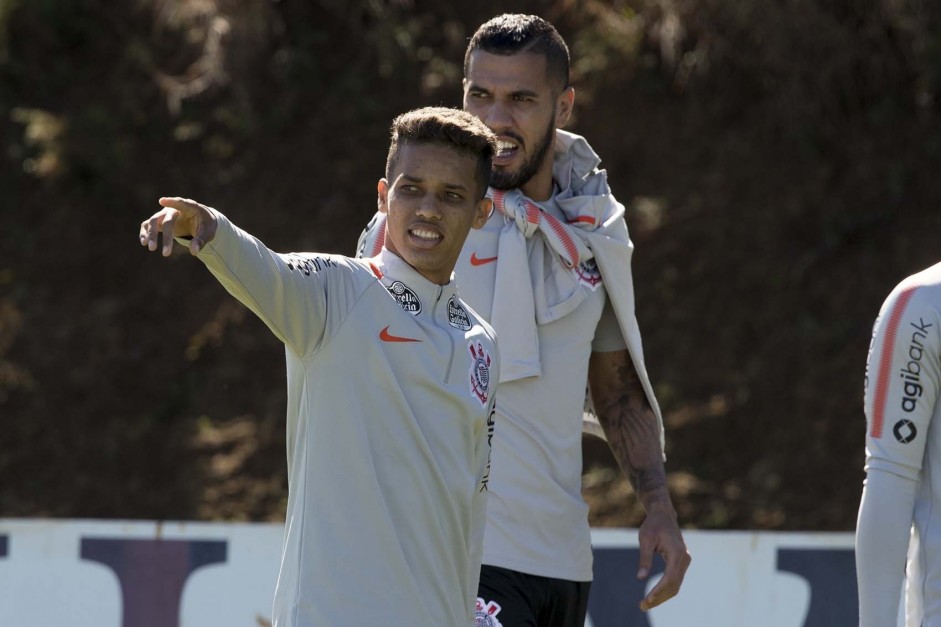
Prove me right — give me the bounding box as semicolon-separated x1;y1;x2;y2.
2;0;941;530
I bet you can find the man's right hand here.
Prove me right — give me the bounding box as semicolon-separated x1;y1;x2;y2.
139;197;219;256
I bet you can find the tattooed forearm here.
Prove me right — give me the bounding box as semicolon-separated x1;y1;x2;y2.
589;350;670;511
590;353;689;607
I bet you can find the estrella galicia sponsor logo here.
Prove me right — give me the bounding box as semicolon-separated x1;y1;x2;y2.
475;598;503;627
286;255;339;276
387;281;421;315
894;419;918;443
447;296;472;330
900;318;933;412
468;340;492;406
574;258;602;290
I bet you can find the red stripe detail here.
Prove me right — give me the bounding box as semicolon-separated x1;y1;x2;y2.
491;191;582;267
871;285;919;438
491;190;507;216
523;199;540;224
541;210;580;268
569;215;596;225
369;263;383;279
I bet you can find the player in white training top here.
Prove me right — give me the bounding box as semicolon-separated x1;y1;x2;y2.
358;15;689;626
857;261;941;627
139;108;500;627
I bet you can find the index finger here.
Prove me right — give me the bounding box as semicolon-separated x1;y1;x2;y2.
139;210;171;252
158;196;196;211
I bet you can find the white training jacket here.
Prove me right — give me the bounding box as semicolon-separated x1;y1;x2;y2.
193;212;499;627
857;261;941;627
357;130;650;581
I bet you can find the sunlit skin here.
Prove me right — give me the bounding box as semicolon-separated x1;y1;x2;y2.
463;50;574;202
378;142;492;285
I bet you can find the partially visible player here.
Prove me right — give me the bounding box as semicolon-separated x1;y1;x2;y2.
139;107;500;627
857;262;941;626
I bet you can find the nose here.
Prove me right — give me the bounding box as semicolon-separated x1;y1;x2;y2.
415;193;442;219
478;99;512;132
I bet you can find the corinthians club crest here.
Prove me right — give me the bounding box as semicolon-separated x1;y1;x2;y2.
575;258;602;290
475;598;503;627
468;340;492;406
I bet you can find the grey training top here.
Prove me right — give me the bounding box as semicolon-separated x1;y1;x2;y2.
195;213;499;626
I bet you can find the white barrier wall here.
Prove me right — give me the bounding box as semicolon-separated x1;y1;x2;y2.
0;519;868;626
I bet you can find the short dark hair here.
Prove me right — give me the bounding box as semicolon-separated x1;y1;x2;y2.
385;107;496;198
464;14;570;91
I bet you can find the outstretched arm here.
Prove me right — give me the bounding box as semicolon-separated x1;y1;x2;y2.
588;349;690;611
138;196;331;355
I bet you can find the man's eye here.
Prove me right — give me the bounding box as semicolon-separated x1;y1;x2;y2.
400;185;419;192
445;192;463;201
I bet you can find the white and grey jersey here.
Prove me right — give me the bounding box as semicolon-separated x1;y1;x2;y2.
455;199;624;582
857;261;941;627
359;193;626;582
194;213;499;627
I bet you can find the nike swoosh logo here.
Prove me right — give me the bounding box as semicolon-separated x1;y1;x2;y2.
470;252;498;266
379;325;421;343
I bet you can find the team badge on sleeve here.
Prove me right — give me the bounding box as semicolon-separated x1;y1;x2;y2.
447;296;472;330
386;281;422;314
475;598;503;627
468;340;492;406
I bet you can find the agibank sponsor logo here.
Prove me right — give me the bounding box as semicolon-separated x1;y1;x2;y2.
900;317;933;414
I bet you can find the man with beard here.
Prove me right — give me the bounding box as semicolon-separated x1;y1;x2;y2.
358;15;689;626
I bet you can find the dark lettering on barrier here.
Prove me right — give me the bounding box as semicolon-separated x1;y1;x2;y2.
776;548;857;627
588;547;664;627
0;534;7;557
81;537;227;627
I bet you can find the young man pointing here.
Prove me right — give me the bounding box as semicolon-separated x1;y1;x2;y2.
140;107;500;627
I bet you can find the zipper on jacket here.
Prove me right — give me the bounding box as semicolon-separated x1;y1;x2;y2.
432;286;456;383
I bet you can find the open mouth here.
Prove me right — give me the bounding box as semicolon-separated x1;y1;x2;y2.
410;227;442;244
495;137;520;162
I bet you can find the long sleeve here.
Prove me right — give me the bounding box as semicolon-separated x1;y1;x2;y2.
193;211;356;357
857;276;941;625
856;467;916;626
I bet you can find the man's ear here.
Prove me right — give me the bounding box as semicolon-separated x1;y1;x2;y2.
473;197;493;229
377;178;390;214
556;86;575;128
